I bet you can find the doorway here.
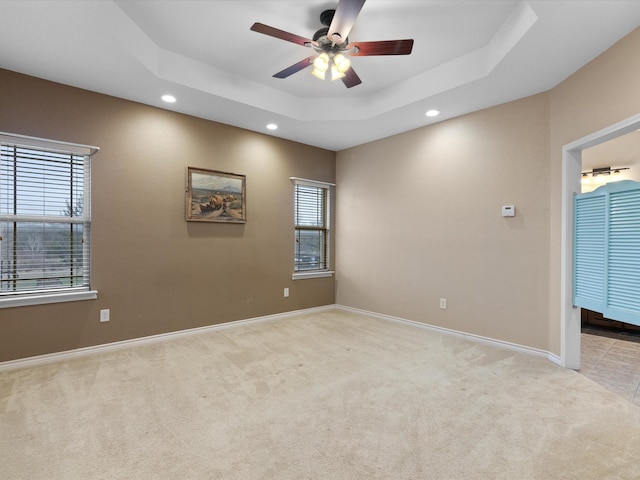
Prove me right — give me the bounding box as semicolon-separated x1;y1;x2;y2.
561;112;640;370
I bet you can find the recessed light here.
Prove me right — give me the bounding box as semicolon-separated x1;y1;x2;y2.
162;94;176;103
426;109;440;117
266;123;278;130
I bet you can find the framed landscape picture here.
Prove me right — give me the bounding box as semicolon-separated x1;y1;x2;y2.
186;167;246;223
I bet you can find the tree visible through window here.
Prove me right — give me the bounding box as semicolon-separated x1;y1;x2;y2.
0;134;96;296
293;179;331;273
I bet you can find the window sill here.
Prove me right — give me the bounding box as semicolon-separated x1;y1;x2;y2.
0;290;98;309
292;270;334;280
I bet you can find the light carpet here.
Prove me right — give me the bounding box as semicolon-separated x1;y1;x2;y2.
1;308;640;479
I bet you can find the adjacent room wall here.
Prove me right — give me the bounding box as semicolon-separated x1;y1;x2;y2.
581;131;640;193
0;69;336;362
336;94;551;350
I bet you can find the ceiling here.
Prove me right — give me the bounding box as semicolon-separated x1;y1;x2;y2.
1;1;640;151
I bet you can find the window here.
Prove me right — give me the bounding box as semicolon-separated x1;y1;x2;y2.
0;132;98;307
292;177;334;280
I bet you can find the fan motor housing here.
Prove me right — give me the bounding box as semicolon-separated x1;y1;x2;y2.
313;9;350;50
312;27;329;42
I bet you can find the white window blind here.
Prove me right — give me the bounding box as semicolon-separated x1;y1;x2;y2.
0;133;97;298
291;177;333;276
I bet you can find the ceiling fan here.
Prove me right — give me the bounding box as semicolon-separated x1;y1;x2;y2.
250;0;414;88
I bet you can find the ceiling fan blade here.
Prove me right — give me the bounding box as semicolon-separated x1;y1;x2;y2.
341;67;362;88
349;39;414;56
328;0;366;45
250;22;313;47
273;57;314;79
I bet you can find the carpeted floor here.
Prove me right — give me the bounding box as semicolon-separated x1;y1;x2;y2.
1;308;640;479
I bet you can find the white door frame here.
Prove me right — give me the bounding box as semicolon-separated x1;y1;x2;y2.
561;112;640;369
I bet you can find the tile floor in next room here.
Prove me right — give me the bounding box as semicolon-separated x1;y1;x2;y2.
580;328;640;406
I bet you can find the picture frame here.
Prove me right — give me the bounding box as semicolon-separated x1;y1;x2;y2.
186;167;246;223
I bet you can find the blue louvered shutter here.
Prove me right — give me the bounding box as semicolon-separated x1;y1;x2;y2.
606;187;640;324
574;180;640;326
574;193;606;311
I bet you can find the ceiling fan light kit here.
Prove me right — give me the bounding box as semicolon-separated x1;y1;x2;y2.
311;52;351;81
250;0;413;88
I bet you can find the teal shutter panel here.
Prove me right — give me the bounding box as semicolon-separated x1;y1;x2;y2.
574;194;606;311
607;188;640;324
574;180;640;326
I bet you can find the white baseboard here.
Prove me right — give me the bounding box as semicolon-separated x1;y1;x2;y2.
546;351;563;367
336;304;563;367
0;303;564;372
0;305;335;372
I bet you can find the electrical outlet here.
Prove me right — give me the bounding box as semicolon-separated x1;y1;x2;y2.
284;288;289;298
100;309;110;322
439;298;447;310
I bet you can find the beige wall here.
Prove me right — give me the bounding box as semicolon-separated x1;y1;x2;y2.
336;94;551;349
337;27;640;357
0;69;335;362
